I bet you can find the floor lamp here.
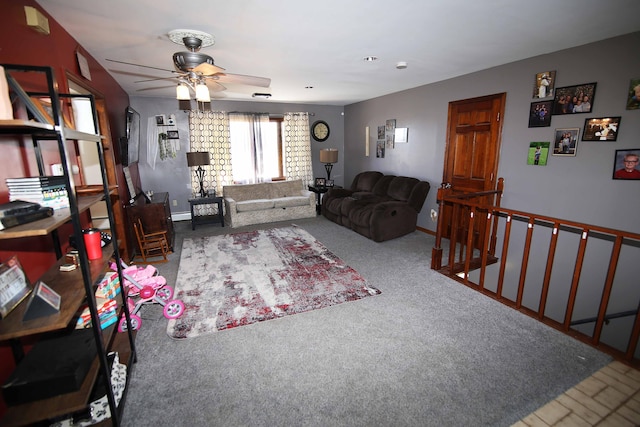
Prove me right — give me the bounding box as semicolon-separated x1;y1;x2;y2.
319;148;339;181
186;151;211;198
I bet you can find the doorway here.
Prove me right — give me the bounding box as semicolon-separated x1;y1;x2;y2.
441;93;506;246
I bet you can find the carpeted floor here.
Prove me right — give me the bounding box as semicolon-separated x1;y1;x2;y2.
120;216;611;427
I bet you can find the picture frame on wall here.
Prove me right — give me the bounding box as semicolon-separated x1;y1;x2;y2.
552;128;579;156
533;70;556;99
612;149;640;180
552;82;596;115
528;101;553;127
582;117;621;141
527;142;550;166
626;78;640;110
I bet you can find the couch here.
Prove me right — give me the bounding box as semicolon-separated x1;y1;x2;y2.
223;179;316;228
322;171;430;242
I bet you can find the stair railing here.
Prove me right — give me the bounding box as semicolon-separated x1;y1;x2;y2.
431;179;640;366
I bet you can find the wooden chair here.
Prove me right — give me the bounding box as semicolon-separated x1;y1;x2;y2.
132;218;170;264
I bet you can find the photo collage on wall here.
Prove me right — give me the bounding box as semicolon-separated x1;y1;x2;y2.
526;70;639;179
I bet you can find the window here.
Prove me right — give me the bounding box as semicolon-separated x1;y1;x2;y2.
229;113;284;183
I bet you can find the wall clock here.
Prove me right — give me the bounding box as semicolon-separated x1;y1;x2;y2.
311;120;330;142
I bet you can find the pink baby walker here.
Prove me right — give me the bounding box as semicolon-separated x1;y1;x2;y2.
111;261;185;332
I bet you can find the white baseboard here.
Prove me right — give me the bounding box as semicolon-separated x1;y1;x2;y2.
172;212;191;222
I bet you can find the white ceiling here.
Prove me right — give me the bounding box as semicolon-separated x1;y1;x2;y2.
37;0;640;106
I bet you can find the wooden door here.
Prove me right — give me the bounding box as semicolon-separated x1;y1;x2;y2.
441;93;505;245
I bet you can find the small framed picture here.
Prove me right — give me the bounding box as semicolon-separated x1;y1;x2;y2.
626;78;640;110
528;101;553;127
314;177;326;187
326;179;334;187
552;128;580;156
166;130;179;139
613;149;640;180
527;142;550;166
582;117;621;141
155;114;166;125
533;71;556;99
552;82;596;115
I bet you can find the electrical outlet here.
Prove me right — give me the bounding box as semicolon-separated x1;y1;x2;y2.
430;209;438;222
172;199;178;206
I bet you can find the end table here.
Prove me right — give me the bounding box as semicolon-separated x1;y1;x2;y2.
188;195;224;230
308;185;330;214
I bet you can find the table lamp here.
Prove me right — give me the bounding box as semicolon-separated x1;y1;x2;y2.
186;151;211;198
319;148;338;181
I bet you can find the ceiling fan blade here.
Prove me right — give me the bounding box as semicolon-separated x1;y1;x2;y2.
106;58;178;74
135;76;178;83
216;73;271;88
136;85;176;92
206;81;227;92
193;62;225;76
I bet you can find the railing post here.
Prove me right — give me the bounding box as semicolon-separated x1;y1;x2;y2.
431;185;449;270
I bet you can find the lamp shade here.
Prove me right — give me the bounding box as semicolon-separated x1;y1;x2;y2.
195;83;211;102
186;151;210;167
176;84;190;100
319;148;338;164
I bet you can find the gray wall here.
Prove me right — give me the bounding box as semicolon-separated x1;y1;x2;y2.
345;31;640;234
132;31;639;236
130;98;344;215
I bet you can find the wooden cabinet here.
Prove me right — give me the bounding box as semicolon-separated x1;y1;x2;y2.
126;192;175;252
0;64;135;426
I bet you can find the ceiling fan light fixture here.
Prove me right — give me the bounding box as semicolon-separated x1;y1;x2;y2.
176;83;190;100
195;83;211;102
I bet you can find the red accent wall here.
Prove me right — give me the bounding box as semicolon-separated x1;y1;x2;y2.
0;1;131;415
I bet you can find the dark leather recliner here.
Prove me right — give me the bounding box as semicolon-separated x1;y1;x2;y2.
322;171;430;242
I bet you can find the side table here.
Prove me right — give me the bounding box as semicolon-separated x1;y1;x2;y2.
188;195;224;230
308;185;329;214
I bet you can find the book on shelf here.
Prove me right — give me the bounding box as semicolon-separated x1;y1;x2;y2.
8;195;69;210
0;200;41;218
0;206;54;231
5;176;66;186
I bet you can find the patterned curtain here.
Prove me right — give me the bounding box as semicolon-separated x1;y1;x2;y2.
188;111;232;215
283;112;313;185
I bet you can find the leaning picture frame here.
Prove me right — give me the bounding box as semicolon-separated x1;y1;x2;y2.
582;117;621;141
552;128;580;156
314;177;326;187
166;130;179;139
552;82;596;115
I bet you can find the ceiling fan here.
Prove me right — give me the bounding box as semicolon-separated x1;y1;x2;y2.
106;29;271;101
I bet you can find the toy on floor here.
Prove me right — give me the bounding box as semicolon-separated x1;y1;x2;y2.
110;261;185;332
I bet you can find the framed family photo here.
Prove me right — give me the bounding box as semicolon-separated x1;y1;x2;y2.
552;82;596;115
552;128;579;156
626;78;640;110
612;149;640;180
314;177;326;187
582;117;621;141
528;101;553;127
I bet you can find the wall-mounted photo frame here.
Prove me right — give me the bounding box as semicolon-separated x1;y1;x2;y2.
528;101;553;127
552;128;580;156
314;177;326;187
155;114;166;125
626;78;640;110
376;140;385;158
552;82;596;115
612;149;640;180
166;130;180;139
582;117;621;141
527;142;550;166
533;70;556;99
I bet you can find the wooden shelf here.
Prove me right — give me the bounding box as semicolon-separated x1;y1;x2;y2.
0;194;104;240
0;120;103;142
0;242;116;341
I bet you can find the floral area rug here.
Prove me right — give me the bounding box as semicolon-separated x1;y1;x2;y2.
167;226;381;339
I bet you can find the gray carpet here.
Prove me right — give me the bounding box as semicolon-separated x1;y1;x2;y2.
120;216;611;427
